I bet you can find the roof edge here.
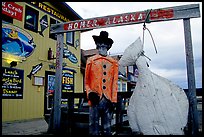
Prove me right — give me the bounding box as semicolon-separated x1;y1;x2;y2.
61;2;83;20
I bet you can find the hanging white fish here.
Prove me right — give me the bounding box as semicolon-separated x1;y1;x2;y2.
119;37;189;135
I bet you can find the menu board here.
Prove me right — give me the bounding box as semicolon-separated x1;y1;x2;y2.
2;67;24;99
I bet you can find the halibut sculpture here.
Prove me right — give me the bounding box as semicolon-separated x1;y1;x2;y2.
119;37;189;135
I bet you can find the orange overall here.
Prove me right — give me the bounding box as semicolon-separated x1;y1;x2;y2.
85;54;119;106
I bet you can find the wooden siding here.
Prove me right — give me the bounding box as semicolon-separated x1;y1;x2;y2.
2;2;83;122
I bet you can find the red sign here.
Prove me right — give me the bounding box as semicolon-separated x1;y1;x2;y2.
64;9;174;31
2;2;23;21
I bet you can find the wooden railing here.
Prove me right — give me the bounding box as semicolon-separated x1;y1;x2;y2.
65;91;133;135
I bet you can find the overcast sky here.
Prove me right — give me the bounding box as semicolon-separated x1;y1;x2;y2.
67;2;202;89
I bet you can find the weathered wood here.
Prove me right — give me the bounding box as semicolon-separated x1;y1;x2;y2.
50;4;200;33
52;34;64;132
183;18;199;136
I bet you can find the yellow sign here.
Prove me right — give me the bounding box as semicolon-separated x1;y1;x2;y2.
28;2;70;22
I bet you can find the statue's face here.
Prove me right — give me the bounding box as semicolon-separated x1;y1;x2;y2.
97;43;108;56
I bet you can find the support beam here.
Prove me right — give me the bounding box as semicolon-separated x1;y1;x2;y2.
52;33;64;132
50;4;200;33
183;18;199;136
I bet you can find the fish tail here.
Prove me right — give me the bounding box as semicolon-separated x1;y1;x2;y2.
39;31;44;37
27;74;32;79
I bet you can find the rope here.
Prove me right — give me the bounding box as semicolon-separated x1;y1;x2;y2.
142;9;158;54
144;27;158;54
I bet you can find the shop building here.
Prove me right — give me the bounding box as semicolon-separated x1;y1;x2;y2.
2;2;83;122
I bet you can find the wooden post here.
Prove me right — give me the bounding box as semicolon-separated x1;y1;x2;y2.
52;33;64;132
183;18;199;135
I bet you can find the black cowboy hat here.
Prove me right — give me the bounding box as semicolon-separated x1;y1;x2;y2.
92;31;114;50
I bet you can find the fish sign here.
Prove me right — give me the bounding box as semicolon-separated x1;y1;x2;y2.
27;63;43;79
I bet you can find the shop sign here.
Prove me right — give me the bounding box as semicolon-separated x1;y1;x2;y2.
28;2;69;22
2;2;23;21
51;8;174;33
50;4;200;34
2;67;24;99
62;71;74;91
61;70;75;107
47;69;75;107
63;8;173;31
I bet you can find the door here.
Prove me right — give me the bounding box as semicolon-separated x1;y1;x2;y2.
44;71;55;115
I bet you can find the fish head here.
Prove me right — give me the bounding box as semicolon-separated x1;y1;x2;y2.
119;37;143;67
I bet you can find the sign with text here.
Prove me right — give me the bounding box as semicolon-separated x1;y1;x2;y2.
2;2;23;21
2;67;24;99
28;2;69;22
50;4;200;34
61;70;75;107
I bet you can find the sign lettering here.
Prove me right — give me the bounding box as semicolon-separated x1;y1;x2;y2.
50;4;200;34
28;2;70;22
62;9;173;31
2;2;23;21
2;67;24;99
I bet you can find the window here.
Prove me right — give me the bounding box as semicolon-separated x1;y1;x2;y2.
122;82;127;92
24;6;39;32
128;66;133;73
49;18;60;40
66;31;74;45
2;14;13;24
118;81;121;91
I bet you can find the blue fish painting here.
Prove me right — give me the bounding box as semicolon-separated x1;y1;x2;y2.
2;22;36;58
63;46;78;64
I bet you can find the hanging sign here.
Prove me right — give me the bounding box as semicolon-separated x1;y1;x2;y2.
50;4;200;33
2;67;24;99
2;2;23;21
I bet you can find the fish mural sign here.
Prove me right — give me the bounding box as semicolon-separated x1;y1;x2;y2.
63;45;78;64
2;23;36;61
